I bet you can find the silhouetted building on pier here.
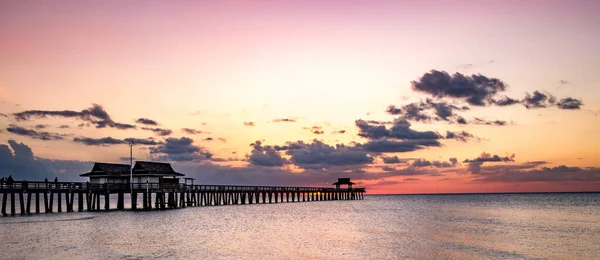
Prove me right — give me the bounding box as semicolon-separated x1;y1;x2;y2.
132;161;184;184
80;161;184;184
333;178;355;189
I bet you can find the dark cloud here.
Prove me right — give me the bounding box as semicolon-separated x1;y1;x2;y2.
492;91;582;110
247;139;375;170
73;137;159;146
395;102;431;121
13;104;136;130
355;118;447;153
283;140;373;170
381;155;405;164
457;117;467;124
0;140;91;181
247;141;288;167
556;97;582;110
360;139;441;153
73;137;126;146
445;131;475;142
150;137;212;162
243;121;255;126
356;118;442;140
388;117;442;139
522;91;556;108
429;101;455;120
332;130;346;134
123;138;161;146
412;158;458;168
0;113;8;117
7;125;67;141
463;152;516;173
381;166;396;172
450;157;458;165
181;128;209;135
303;126;324;135
204;137;214;141
59;125;70;129
522;161;548;167
471;164;600;184
35;124;48;129
141;127;172;136
471;118;507;126
135;118;158;126
385;105;402;115
386;99;469;123
492;96;520;106
95;121;136;130
411;70;508;106
272;118;297;123
464;152;515;163
366;120;393;125
355;119;390;139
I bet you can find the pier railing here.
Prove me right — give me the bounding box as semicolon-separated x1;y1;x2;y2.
0;181;366;193
0;180;366;216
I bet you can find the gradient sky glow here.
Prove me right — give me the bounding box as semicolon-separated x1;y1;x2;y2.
1;0;599;194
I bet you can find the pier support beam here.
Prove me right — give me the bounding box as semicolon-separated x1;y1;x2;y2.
104;193;110;211
36;192;40;213
117;192;124;210
1;192;7;216
11;192;16;216
26;192;31;214
19;192;25;215
78;192;83;212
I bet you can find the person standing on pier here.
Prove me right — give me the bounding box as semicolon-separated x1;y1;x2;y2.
44;178;48;188
54;177;58;189
0;177;4;188
7;175;14;188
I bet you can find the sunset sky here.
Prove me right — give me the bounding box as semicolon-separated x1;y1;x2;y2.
1;0;599;194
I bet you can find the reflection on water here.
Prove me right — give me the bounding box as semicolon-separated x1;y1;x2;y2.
0;193;598;259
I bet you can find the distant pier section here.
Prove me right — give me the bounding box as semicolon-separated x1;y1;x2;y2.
0;161;365;216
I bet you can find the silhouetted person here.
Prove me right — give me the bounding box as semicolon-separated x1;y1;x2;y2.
7;175;14;188
0;177;4;188
54;177;58;189
44;178;48;188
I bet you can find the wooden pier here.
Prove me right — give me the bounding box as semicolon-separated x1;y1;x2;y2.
0;181;365;216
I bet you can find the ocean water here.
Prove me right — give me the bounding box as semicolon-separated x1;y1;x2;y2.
0;193;599;259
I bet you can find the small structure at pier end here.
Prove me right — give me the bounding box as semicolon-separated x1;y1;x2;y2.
333;178;355;189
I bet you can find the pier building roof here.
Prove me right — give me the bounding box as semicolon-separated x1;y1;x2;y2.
132;161;185;177
80;163;131;177
332;178;356;185
80;161;184;177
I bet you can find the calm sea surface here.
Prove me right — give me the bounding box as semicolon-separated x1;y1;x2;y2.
0;193;599;259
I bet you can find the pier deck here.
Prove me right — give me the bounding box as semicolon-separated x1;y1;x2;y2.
0;181;365;216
